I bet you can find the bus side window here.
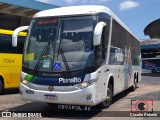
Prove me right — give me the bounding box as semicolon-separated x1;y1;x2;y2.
17;36;25;54
0;34;17;53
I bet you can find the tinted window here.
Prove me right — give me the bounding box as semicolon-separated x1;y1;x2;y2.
0;34;25;54
110;19;140;66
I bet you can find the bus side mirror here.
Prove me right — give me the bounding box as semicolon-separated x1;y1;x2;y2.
93;22;106;46
12;26;29;47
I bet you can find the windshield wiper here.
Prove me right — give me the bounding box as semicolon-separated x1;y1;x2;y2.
59;45;71;73
33;42;52;74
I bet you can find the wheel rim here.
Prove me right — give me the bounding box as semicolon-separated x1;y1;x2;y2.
134;79;137;88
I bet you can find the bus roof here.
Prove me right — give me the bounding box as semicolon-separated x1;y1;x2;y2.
34;5;138;41
34;5;111;17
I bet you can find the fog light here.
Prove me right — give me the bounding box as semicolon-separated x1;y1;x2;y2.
81;82;88;88
86;94;92;100
22;80;28;84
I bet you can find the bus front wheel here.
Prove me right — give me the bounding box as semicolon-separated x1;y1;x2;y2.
99;83;113;109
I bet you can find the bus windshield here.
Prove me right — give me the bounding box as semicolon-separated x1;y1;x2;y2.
23;16;96;72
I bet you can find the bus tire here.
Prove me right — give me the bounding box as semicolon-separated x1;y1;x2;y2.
47;103;56;106
0;79;4;94
99;83;113;109
130;76;137;91
152;69;156;73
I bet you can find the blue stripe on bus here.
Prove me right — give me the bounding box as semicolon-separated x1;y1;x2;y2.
33;76;85;86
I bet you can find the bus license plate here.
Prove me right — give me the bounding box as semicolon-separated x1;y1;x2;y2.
44;94;57;100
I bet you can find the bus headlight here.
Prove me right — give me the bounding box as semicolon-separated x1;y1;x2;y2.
22;80;28;85
75;78;98;89
79;82;88;88
21;76;29;85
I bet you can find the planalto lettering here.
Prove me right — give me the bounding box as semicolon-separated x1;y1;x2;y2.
59;77;82;84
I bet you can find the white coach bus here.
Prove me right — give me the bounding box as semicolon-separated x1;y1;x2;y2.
12;5;141;108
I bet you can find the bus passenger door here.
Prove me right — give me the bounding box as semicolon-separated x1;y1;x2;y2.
117;48;125;92
10;54;22;88
94;27;109;101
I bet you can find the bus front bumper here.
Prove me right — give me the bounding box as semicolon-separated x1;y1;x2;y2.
20;83;98;106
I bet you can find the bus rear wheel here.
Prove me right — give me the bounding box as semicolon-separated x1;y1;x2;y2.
131;77;137;91
100;83;113;109
0;80;4;94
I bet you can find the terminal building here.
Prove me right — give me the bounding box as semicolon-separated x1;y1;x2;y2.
0;0;58;30
141;18;160;73
141;18;160;59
